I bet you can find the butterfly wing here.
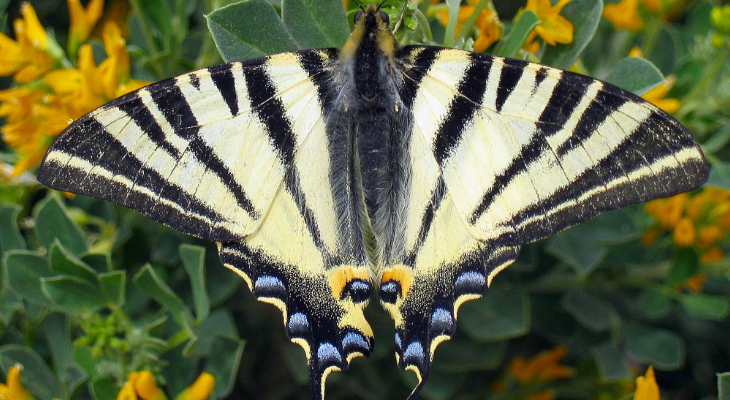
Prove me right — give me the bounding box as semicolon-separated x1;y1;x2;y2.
382;46;708;393
38;49;374;399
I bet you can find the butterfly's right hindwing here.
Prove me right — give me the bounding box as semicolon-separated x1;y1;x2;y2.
38;49;374;400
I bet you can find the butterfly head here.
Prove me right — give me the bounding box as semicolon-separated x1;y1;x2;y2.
341;2;397;61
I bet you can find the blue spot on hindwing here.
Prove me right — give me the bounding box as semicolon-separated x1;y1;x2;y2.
345;279;372;303
380;280;401;304
429;308;454;336
403;341;425;365
317;342;342;368
287;312;310;337
342;332;370;354
253;275;287;298
454;271;485;294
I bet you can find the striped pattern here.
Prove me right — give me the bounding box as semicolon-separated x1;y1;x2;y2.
38;20;708;398
386;46;708;392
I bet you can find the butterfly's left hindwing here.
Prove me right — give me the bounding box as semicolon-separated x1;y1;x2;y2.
381;46;708;392
38;49;374;400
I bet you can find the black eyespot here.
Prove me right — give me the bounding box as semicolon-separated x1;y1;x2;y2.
354;11;363;23
379;10;390;25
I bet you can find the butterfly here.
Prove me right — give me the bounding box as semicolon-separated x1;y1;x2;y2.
38;1;708;399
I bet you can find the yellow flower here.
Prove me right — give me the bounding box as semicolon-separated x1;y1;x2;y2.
673;217;696;247
700;248;724;264
507;346;574;384
698;225;723;248
0;364;36;400
629;46;644;57
0;3;55;82
522;0;574;46
68;0;104;54
133;371;168;400
642;76;681;114
175;373;215;400
437;0;503;52
645;193;687;229
0;4;149;177
603;0;644;32
683;272;709;292
634;366;659;400
117;382;139;400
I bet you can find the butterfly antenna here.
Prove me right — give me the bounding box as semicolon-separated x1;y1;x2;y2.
352;0;365;10
392;0;408;33
376;0;389;10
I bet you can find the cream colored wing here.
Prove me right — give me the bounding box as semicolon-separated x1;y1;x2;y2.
380;46;707;396
38;49;373;400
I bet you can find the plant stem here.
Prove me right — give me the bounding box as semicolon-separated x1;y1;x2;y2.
128;0;165;79
458;0;492;44
676;48;730;120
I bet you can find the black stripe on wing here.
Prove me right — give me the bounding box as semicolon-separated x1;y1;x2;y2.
38;116;237;241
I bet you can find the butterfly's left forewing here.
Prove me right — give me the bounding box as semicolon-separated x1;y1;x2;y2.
39;49;374;400
384;46;708;392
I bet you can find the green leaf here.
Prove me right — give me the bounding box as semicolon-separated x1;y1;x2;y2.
195;309;239;356
497;10;539;58
541;0;603;70
680;294;730;320
80;252;113;273
180;244;210;321
133;264;195;334
0;205;26;252
706;163;730;191
34;195;87;255
0;344;63;400
42;313;89;397
547;209;639;276
668;247;699;286
49;241;98;284
4;250;55;307
138;0;174;38
0;289;23;325
207;0;299;62
206;335;245;398
434;337;506;372
622;323;685;369
99;271;126;306
592;341;630;381
459;284;530;340
89;376;118;400
603;57;664;95
282;0;349;48
719;372;730;400
41;276;106;313
561;290;613;332
637;289;672;319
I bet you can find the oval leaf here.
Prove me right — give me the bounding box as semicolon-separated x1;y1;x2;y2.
0;205;26;253
680;294;730;320
603;57;664;95
41;276;107;313
4;250;55;307
497;10;539;57
622;323;685;370
282;0;349;48
459;284;530;340
207;0;299;62
34;195;87;255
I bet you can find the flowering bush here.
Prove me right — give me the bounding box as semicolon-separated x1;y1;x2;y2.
1;0;729;399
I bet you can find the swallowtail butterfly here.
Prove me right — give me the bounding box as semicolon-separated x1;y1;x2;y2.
38;2;708;398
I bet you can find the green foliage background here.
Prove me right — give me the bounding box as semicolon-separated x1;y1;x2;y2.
1;0;730;399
